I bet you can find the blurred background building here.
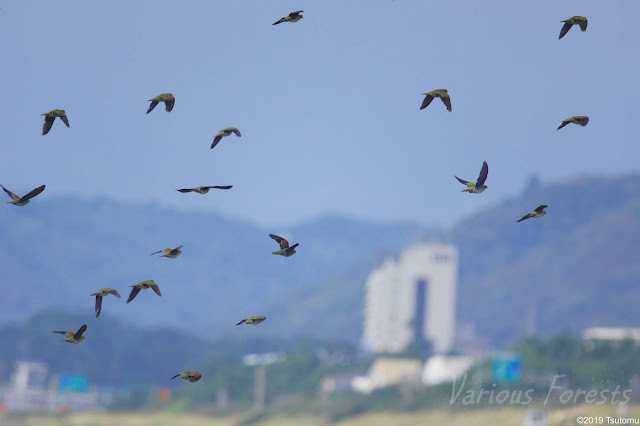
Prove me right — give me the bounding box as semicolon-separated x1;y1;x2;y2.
362;244;458;354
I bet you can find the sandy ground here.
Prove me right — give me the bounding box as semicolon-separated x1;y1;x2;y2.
4;404;639;426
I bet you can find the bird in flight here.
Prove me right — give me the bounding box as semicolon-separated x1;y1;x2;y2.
455;161;489;194
170;371;202;383
2;185;45;206
269;234;299;257
150;245;183;259
211;127;241;149
177;186;233;194
90;288;121;318
420;89;451;112
559;16;587;39
147;93;175;114
273;10;303;25
236;316;267;326
517;205;548;222
127;280;162;303
52;324;87;344
42;110;69;135
557;116;589;130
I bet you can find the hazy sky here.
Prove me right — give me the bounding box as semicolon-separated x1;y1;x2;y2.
1;1;638;227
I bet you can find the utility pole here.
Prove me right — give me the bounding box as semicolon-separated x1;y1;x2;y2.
242;352;285;414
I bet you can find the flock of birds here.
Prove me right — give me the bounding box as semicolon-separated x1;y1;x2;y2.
4;10;590;385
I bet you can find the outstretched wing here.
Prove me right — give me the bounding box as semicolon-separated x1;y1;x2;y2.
59;115;70;127
20;185;45;202
164;99;175;112
454;175;470;185
206;185;233;190
534;205;547;214
150;282;162;297
517;214;532;223
269;234;289;249
440;95;452;112
211;135;222;149
236;319;247;326
127;286;141;303
74;324;87;340
1;185;19;200
559;22;572;39
43;115;55;135
170;373;182;380
147;101;159;114
109;289;121;298
578;18;587;31
577;117;589;126
289;10;303;17
420;94;434;110
227;127;241;137
475;161;488;188
95;296;103;318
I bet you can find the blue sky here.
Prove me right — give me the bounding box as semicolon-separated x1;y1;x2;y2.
1;1;638;227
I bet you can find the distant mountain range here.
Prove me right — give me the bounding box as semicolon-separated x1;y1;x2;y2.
0;196;422;338
266;174;640;347
2;174;639;349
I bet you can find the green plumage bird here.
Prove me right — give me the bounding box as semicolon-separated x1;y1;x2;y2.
559;16;587;39
517;205;548;222
273;10;303;25
557;116;589;130
52;324;87;344
150;245;183;258
127;280;162;303
177;186;233;194
90;288;121;318
170;371;202;383
269;234;299;257
2;185;45;206
42;110;69;135
455;161;489;194
236;316;266;326
147;93;175;114
211;127;241;149
420;89;452;112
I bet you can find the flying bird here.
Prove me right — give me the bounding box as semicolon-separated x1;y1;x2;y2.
273;10;303;25
420;89;451;112
127;280;161;303
557;116;589;130
236;316;266;326
52;324;87;344
42;110;69;135
269;234;299;257
177;186;233;194
147;93;175;114
211;127;241;149
559;16;588;39
2;185;45;206
454;161;489;194
170;371;202;383
150;245;183;258
517;205;548;222
90;288;121;318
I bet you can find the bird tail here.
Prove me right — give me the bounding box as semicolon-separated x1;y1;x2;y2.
236;320;246;326
170;374;181;380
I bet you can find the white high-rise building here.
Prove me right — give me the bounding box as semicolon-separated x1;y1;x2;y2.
363;244;458;354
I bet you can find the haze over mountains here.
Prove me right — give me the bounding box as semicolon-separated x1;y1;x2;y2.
2;173;639;348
